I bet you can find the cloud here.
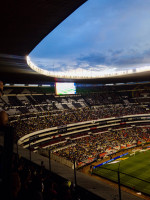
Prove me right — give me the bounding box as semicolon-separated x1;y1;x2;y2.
30;45;150;75
29;0;150;75
78;53;106;65
77;47;150;70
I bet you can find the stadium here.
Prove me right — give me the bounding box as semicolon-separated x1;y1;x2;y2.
1;1;150;200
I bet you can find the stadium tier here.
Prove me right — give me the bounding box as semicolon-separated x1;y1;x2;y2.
1;83;150;199
2;83;150;147
1;83;149;130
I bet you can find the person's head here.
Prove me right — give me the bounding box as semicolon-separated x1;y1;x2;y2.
0;81;3;97
0;110;8;126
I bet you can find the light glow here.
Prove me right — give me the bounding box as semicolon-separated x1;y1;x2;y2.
26;56;150;79
55;82;76;95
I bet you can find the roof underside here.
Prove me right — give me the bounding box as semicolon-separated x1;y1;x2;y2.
0;0;150;84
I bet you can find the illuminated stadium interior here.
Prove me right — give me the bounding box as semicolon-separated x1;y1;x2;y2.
1;0;150;200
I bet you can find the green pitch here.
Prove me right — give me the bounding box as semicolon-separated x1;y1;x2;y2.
93;150;150;195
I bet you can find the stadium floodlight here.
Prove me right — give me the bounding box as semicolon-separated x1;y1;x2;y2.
26;56;150;79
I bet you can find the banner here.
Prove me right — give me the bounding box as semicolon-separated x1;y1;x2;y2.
93;152;128;169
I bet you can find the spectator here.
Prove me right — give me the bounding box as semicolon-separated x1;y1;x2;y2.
0;81;4;97
0;110;8;126
11;172;21;200
0;81;8;126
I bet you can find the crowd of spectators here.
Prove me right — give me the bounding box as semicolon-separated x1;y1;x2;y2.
1;83;150;198
9;104;149;138
2;83;150;117
53;127;150;166
1;84;150;139
8;154;83;200
1;83;103;200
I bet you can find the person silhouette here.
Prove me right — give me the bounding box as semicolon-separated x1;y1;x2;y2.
0;81;8;126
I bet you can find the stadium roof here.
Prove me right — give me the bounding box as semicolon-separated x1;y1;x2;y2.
0;0;150;85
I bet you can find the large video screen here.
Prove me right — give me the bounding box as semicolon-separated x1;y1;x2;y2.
55;82;76;95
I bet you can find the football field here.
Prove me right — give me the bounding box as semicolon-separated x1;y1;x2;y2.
93;149;150;195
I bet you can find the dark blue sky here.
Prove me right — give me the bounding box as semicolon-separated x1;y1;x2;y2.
30;0;150;76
